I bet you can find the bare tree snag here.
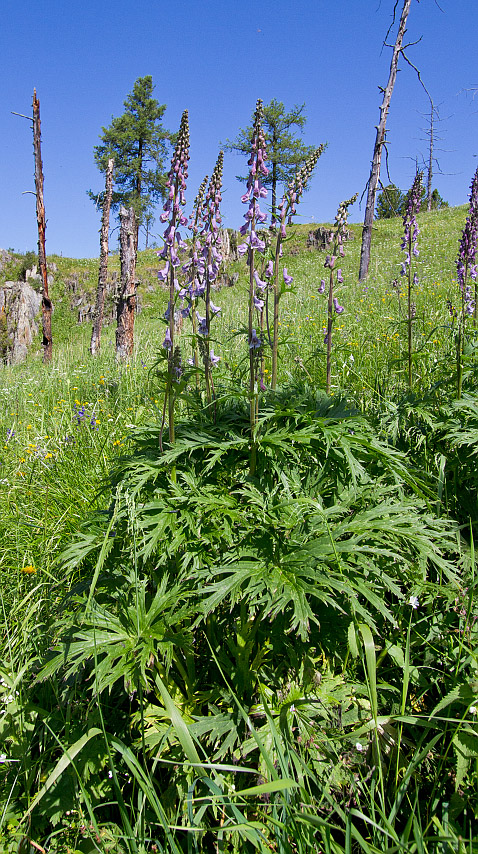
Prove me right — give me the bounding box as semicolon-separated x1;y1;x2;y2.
32;89;52;361
426;99;435;211
358;0;413;281
115;206;137;360
90;158;114;356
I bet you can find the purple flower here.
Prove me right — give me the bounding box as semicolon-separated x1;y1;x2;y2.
249;328;261;350
196;312;208;336
283;268;293;287
157;262;170;282
210;301;221;315
253;295;264;310
162;328;172;351
333;297;345;315
253;270;267;291
318;279;326;294
264;260;274;279
336;269;343;284
210;350;220;366
250;231;266;251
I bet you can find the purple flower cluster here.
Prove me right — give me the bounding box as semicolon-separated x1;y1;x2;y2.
318;193;358;343
158;110;190;359
182;152;224;374
72;402;98;430
457;166;478;318
400;172;422;279
241;100;269;351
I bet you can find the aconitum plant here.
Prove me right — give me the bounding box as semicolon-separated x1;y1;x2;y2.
157;109;190;449
185;175;208;387
318;193;358;394
238;99;269;469
455;166;478;397
270;145;325;388
197;152;224;405
400;172;422;389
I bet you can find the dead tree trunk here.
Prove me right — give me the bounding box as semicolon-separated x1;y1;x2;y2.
115;206;137;360
358;0;412;281
90;158;114;356
32;89;52;361
426;99;434;211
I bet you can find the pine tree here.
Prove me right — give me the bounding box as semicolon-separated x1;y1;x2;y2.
223;99;318;223
89;76;174;246
375;184;405;219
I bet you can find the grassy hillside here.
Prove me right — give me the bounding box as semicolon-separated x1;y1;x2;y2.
0;204;477;853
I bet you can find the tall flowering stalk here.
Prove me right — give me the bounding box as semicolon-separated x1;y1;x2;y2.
238;100;269;471
319;194;357;394
400;172;422;389
186;175;208;389
455;166;478;397
157;110;190;449
199;152;224;405
270;145;325;388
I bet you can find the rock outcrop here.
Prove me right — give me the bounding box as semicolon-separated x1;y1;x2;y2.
0;281;42;364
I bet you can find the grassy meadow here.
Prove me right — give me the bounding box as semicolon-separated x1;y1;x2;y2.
1;204;478;853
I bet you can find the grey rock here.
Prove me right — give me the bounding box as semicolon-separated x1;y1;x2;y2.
0;281;42;364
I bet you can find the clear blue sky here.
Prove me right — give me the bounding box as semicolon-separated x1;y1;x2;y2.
0;0;476;258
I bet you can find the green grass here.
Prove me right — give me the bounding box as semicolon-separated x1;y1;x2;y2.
1;205;477;852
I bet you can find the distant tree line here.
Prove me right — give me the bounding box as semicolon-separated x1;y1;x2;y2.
376;183;448;220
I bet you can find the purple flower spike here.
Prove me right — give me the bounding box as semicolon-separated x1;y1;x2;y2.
333;297;345;315
283;268;293;287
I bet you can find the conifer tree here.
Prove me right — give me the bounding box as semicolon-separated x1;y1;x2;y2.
89;76;174;246
223;99;317;223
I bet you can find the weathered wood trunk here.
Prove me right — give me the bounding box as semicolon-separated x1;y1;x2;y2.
90;158;114;356
426;100;434;212
358;0;412;281
33;89;52;361
115;206;137;360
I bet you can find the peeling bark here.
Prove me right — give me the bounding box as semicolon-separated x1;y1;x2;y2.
115;206;137;360
358;0;412;281
90;158;114;355
33;89;52;361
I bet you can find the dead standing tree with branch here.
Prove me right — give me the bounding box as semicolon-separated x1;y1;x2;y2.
32;89;53;361
359;0;413;281
115;206;137;360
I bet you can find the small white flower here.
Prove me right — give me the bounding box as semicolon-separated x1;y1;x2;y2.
0;754;6;763
349;354;355;363
409;595;419;610
290;704;296;713
470;706;477;715
355;742;364;752
108;770;113;778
